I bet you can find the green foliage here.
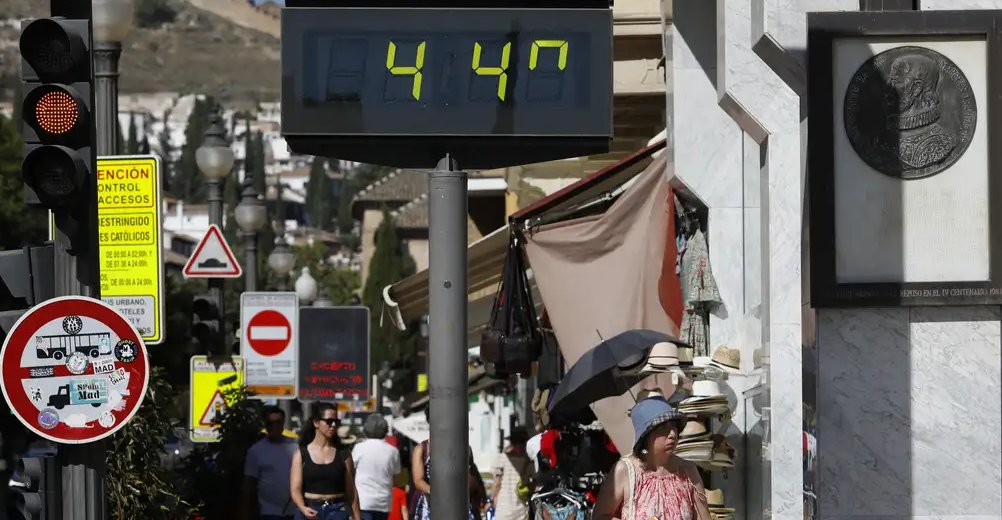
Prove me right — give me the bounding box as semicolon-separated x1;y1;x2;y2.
291;242;361;304
176;96;216;202
158;273;205;386
362;210;417;369
135;0;179;28
0;112;46;249
179;384;263;519
306;157;335;230
158;108;175;194
106;367;195;519
336;184;355;235
127;113;140;155
252;132;267;197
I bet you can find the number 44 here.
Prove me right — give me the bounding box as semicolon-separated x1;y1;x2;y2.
386;39;569;101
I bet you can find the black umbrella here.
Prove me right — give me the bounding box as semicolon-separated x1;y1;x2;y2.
547;329;688;421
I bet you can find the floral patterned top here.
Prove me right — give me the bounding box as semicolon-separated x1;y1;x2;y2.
622;457;704;520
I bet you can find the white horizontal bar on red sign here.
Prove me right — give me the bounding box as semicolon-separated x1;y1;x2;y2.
249;326;290;340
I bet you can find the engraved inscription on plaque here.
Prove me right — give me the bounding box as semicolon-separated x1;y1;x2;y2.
844;46;977;180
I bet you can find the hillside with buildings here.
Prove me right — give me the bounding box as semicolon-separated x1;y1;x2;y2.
0;0;280;101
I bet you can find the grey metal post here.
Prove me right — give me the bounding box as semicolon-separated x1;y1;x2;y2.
428;155;469;519
55;19;120;520
93;42;121;155
245;232;258;293
207;178;227;354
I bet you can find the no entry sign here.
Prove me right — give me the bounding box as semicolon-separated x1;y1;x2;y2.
0;297;149;444
241;292;298;399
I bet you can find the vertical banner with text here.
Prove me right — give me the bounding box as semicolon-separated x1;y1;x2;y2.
97;155;164;344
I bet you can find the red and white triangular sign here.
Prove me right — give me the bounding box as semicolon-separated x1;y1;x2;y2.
199;389;228;426
183;225;242;278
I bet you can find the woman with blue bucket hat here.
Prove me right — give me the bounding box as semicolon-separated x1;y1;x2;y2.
592;392;712;520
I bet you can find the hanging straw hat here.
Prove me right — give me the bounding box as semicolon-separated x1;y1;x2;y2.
640;342;687;377
709;346;741;374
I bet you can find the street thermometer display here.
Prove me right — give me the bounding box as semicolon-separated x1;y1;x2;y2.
281;7;613;168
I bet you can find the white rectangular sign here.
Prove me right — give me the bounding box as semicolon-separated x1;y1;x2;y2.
240;292;299;399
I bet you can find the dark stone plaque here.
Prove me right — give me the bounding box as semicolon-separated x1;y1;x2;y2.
844;45;977;180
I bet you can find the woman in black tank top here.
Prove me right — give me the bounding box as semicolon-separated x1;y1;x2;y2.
290;403;361;520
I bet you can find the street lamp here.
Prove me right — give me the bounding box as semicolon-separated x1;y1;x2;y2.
295;267;318;305
92;0;134;155
196;106;233;355
268;236;295;290
236;182;268;292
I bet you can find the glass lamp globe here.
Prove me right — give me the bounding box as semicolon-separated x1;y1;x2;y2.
196;118;234;180
92;0;135;44
268;241;295;276
235;191;268;233
295;267;318;304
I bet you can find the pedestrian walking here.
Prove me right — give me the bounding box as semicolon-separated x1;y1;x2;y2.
490;428;534;520
290;403;363;520
352;415;402;520
410;410;484;520
242;406;298;520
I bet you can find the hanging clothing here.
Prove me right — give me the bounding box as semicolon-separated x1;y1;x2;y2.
493;451;533;520
678;228;721;358
621;457;702;520
534;502;586;520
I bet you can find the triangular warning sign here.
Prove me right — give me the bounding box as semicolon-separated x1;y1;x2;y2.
199;389;228;426
184;224;242;278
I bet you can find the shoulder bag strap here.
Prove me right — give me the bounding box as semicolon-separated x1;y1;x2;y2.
622;457;636;520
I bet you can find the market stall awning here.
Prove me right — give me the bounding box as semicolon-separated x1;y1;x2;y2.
382;138;667;333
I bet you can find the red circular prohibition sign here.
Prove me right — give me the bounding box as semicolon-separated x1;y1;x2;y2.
0;297;149;444
247;310;291;357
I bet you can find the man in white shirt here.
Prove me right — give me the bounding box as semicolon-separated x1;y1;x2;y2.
352;414;401;520
242;406;298;520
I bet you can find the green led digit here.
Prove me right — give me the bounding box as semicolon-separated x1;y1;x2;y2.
386;41;426;100
529;40;569;70
472;41;512;101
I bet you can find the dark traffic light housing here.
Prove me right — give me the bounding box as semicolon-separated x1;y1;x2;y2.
19;15;97;264
7;455;58;520
192;294;223;354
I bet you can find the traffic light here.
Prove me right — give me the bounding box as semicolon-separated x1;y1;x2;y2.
7;455;57;520
192;294;222;354
18;14;97;259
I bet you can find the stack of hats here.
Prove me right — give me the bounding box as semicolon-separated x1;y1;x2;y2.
675;420;713;462
705;489;735;520
709;434;736;470
678;380;729;417
639;341;687;378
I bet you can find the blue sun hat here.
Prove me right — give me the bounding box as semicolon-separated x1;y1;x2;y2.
630;394;687;452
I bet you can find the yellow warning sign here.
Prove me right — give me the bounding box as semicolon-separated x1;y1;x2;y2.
190;356;244;443
97;155;164;344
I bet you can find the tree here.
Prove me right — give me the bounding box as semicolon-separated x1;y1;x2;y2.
106;368;194;519
336;182;355;235
139;134;150;155
0;112;46;250
252;131;266;196
158;108;175;194
126;113;139;155
289;242;360;303
11;80;21;136
135;0;178;28
362;210;417;369
177;96;215;202
306;157;334;230
116;119;125;155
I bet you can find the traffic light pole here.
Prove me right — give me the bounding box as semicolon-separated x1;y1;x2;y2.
51;3;107;519
427;155;469;520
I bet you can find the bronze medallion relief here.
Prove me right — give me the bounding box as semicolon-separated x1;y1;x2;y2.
844;45;977;180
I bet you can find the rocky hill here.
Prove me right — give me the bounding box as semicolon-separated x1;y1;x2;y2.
0;0;280;102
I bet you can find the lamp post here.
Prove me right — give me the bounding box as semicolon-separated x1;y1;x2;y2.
196;106;234;355
92;0;134;155
268;234;295;291
235;181;268;292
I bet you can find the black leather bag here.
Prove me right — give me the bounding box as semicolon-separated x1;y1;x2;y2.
481;234;541;376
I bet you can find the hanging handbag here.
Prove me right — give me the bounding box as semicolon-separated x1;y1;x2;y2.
481;234;542;376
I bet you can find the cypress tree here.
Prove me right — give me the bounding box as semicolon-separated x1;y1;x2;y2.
159;109;175;194
126;113;139;155
0;112;46;249
362;210;417;369
252;131;266;196
306;157;334;230
178;96;215;202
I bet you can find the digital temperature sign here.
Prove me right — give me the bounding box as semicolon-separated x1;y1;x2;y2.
281;7;613;168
